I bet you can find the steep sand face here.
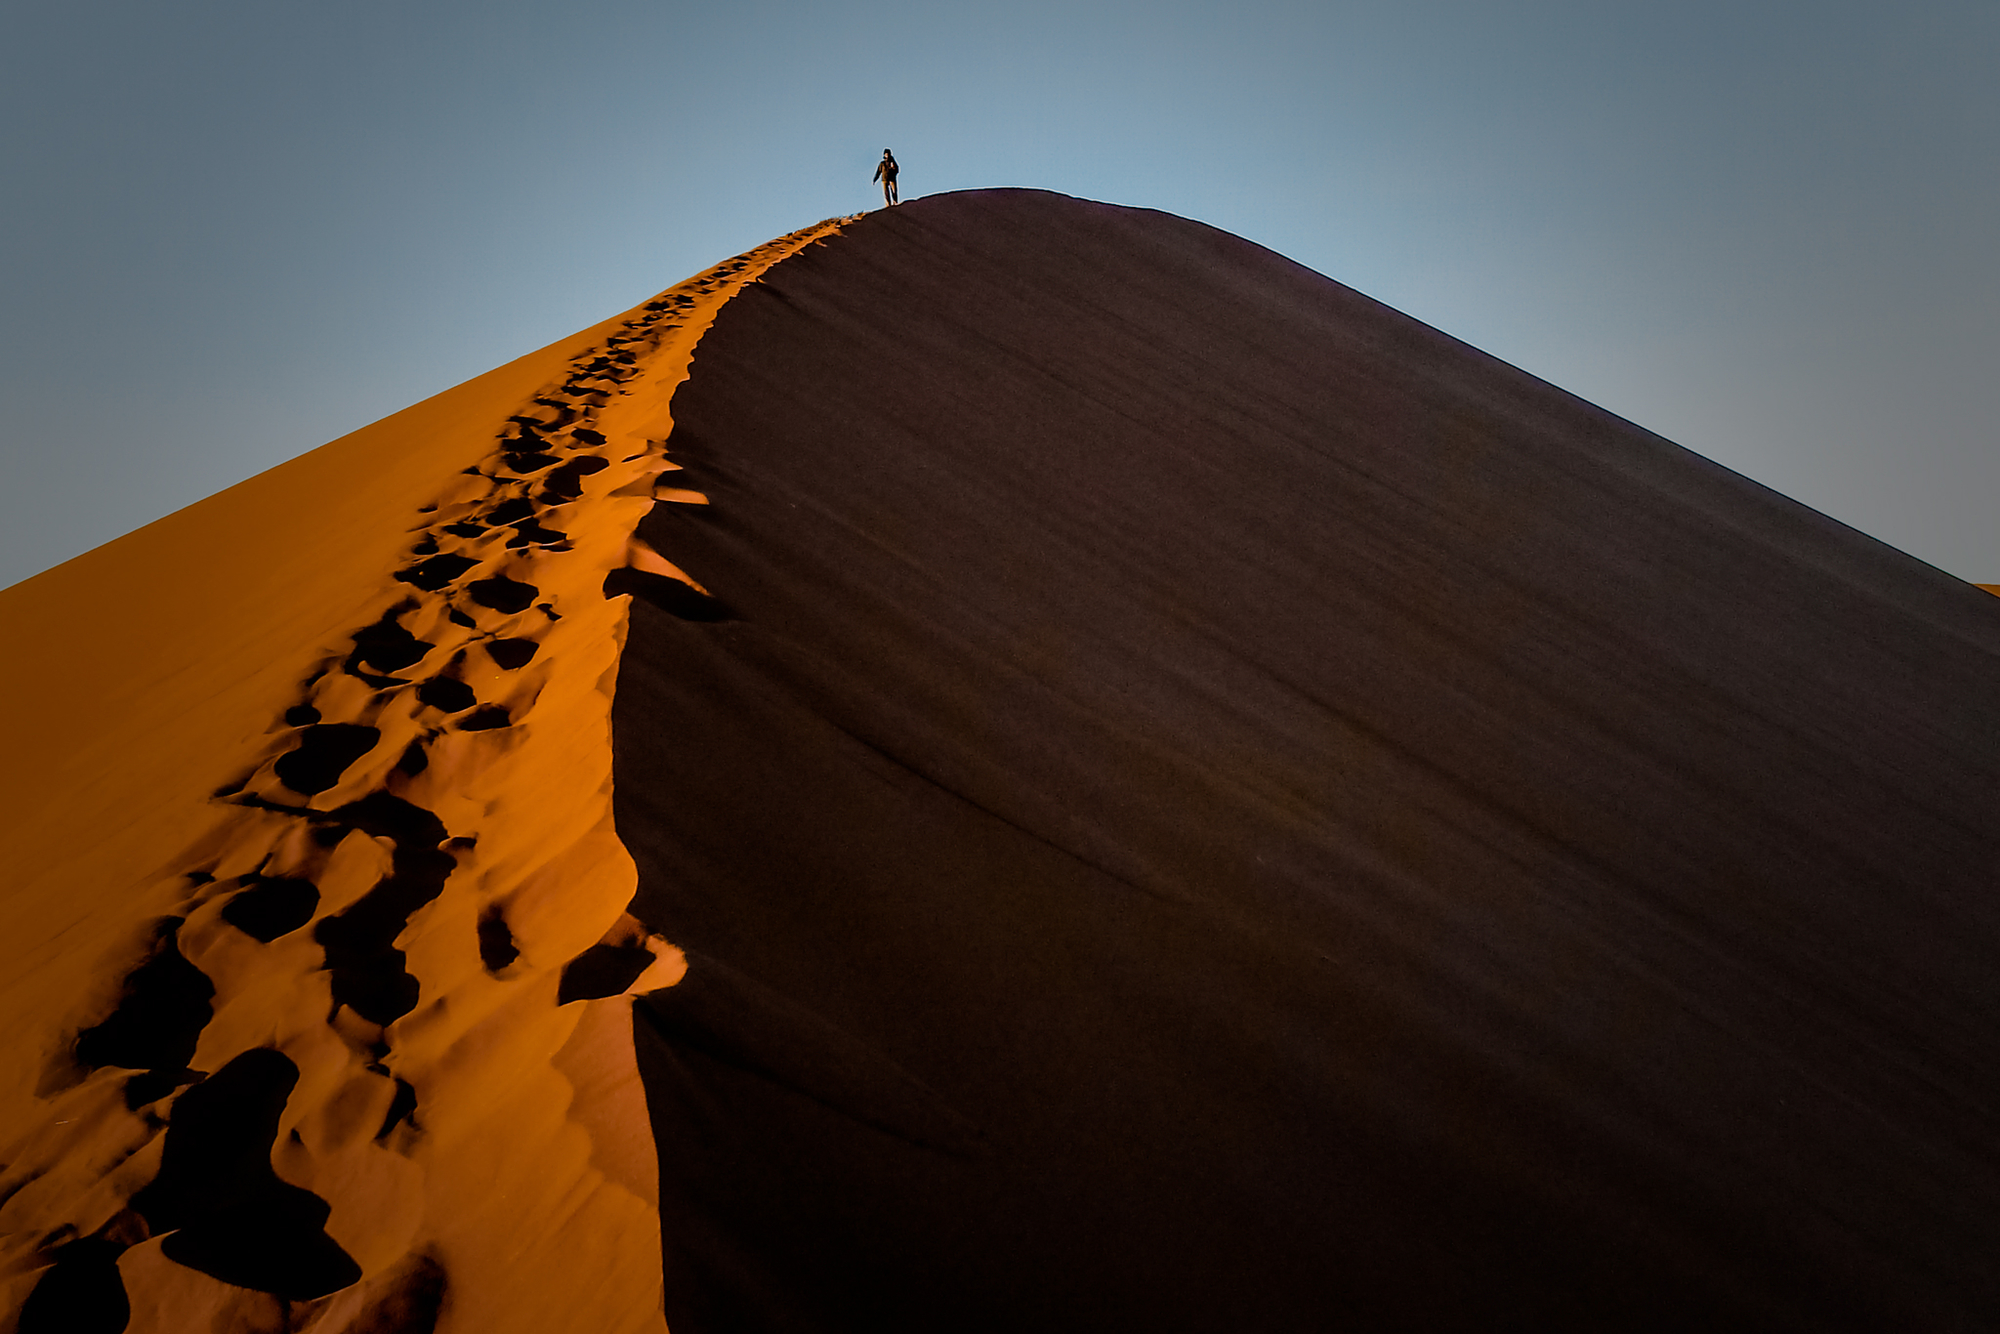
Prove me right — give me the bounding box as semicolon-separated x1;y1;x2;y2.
0;216;851;1332
612;190;2000;1330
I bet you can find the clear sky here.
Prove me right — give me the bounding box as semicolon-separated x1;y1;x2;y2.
4;0;1995;589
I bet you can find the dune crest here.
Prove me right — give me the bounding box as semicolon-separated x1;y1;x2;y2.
0;216;853;1332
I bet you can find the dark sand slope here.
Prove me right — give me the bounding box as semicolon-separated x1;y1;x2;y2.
615;190;2000;1331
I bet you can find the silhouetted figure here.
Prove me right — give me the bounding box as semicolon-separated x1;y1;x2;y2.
873;150;899;207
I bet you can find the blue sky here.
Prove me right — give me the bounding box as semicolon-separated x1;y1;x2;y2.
4;0;1996;587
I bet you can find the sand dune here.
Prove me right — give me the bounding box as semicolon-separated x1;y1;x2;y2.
5;189;2000;1332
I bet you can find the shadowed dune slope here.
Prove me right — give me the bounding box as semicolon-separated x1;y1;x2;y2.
616;189;2000;1331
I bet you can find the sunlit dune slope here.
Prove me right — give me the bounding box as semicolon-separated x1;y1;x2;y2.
0;216;850;1333
612;189;2000;1331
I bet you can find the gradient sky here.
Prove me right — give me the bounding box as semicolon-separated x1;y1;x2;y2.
3;0;1995;589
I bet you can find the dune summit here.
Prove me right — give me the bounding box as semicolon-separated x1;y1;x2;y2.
4;190;2000;1332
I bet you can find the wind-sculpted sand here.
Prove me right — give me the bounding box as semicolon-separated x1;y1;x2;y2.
0;216;852;1333
6;188;2000;1334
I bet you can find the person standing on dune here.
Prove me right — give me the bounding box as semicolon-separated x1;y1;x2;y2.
874;149;899;207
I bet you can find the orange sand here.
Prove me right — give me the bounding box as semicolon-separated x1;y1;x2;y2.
0;217;853;1332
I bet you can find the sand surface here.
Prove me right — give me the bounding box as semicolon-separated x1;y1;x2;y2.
612;190;2000;1330
0;215;850;1332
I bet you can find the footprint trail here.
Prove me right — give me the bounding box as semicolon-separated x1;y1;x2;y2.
0;215;855;1334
